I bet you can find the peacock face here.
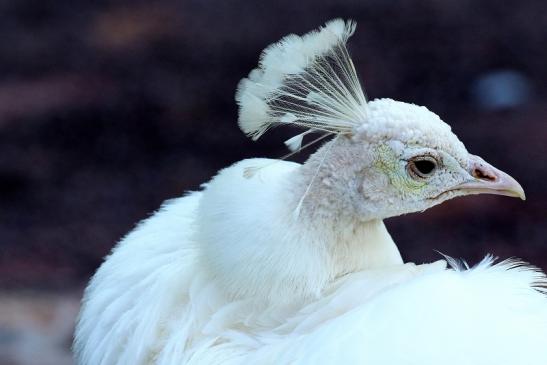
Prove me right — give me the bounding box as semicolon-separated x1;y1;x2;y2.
352;99;525;219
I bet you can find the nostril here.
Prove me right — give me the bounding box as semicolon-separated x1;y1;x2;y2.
473;168;497;181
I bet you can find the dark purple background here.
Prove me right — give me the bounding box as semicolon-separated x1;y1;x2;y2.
1;0;546;291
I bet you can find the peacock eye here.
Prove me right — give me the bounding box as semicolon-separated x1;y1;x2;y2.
407;156;438;179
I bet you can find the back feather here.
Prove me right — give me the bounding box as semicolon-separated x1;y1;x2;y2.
236;19;367;149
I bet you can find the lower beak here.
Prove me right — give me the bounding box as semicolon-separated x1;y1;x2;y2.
450;155;526;200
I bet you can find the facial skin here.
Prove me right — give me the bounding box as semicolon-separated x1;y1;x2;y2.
361;140;524;219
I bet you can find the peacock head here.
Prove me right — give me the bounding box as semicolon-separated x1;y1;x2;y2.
236;19;524;221
337;98;525;219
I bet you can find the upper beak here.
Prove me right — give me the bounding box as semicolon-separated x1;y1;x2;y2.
450;155;526;200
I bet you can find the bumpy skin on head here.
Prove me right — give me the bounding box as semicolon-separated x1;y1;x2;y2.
355;98;467;162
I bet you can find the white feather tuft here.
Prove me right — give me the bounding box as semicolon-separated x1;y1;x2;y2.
236;19;367;143
284;131;311;152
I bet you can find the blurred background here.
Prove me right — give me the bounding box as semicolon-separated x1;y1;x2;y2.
0;0;546;363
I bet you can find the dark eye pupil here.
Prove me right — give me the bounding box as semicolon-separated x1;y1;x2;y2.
414;160;435;175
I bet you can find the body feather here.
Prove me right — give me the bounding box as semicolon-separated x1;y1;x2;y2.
74;161;547;365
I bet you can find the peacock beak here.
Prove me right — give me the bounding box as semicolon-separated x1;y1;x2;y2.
451;155;526;200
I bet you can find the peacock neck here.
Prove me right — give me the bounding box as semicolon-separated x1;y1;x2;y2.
292;210;404;277
198;156;403;304
287;151;404;278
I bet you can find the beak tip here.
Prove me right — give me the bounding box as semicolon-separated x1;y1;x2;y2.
458;155;527;202
501;181;526;201
511;182;526;201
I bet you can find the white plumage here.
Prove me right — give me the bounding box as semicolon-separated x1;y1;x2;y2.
236;19;366;143
74;19;547;365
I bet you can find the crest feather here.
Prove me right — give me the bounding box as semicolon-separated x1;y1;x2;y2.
236;19;368;142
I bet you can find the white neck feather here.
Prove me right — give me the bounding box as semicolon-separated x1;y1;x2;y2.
197;156;403;305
